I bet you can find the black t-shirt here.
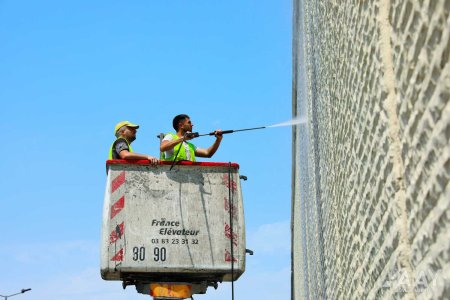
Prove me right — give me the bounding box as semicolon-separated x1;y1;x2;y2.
112;138;129;159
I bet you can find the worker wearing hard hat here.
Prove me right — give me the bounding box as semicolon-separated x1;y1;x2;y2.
109;121;159;165
160;114;223;162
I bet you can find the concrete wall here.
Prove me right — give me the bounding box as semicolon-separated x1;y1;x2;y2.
292;0;450;299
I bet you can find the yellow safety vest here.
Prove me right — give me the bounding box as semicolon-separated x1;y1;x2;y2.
162;133;196;162
108;138;133;159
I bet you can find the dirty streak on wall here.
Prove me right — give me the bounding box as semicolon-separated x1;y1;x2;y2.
292;0;450;299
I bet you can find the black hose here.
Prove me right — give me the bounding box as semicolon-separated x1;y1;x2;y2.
228;162;235;300
169;135;186;171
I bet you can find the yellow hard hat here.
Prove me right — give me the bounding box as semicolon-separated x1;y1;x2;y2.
114;121;139;134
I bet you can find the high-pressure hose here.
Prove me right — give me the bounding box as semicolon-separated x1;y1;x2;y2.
169;133;188;170
228;162;235;300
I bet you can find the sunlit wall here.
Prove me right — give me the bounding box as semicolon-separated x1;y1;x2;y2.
292;0;450;299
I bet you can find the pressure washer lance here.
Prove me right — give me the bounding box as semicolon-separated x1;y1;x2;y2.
157;126;267;139
195;126;266;137
158;126;266;170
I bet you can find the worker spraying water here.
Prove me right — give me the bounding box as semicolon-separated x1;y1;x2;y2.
160;114;224;163
165;115;307;138
159;115;306;167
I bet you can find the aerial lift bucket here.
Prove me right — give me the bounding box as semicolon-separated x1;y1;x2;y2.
101;160;246;298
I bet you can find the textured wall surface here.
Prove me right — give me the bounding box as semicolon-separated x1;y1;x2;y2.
292;0;450;299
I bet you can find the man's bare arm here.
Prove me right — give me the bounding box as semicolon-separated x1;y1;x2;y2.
195;130;223;158
119;150;159;165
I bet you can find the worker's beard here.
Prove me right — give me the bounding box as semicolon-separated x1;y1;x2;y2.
127;135;136;143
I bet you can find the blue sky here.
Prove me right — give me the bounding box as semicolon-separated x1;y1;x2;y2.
0;1;292;299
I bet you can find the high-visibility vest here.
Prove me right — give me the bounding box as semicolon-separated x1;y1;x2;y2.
162;133;196;162
108;138;133;159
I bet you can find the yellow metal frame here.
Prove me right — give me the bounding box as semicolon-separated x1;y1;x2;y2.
150;283;192;299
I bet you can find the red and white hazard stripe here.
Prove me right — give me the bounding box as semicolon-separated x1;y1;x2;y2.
110;171;126;262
